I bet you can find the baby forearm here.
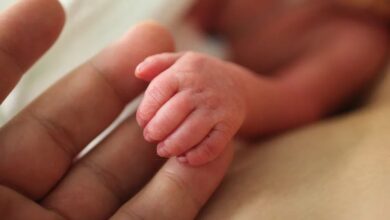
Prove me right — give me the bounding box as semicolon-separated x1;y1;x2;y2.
237;19;389;138
236;69;322;138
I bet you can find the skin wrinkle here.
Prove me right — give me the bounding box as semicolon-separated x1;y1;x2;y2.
157;105;198;151
160;169;203;210
88;60;130;105
116;207;146;220
25;108;78;159
136;51;249;165
143;91;195;143
44;206;70;220
76;159;128;204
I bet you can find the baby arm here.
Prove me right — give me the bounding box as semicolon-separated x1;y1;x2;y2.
135;18;388;166
239;18;389;136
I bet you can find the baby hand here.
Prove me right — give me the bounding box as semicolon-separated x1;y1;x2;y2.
135;52;246;166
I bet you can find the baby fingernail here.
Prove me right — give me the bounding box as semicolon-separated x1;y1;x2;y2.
177;156;188;163
157;143;169;157
143;129;154;142
135;62;146;76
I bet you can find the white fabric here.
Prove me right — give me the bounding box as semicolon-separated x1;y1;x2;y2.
0;0;227;125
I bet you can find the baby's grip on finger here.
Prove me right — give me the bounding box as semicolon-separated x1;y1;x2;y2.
184;123;233;166
136;73;178;128
156;109;215;158
143;91;195;143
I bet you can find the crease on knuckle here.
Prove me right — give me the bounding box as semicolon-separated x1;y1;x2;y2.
0;44;24;76
145;84;165;105
78;160;127;203
182;52;208;71
26;109;77;160
0;185;67;220
172;52;209;83
159;170;202;208
88;60;127;104
202;96;220;111
118;207;146;220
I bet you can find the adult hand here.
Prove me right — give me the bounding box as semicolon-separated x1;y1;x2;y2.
0;1;233;219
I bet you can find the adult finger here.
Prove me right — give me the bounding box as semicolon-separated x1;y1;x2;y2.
0;0;65;102
111;145;233;220
0;22;174;200
0;185;64;220
42;116;165;220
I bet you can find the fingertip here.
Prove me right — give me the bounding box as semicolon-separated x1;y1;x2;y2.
134;62;146;79
134;56;165;82
186;145;219;167
157;143;170;158
135;59;154;81
177;155;188;164
135;110;147;128
143;128;157;143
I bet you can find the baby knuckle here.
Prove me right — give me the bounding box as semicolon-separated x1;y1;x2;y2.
188;86;206;98
145;84;165;104
183;51;203;61
182;52;209;71
203;96;221;111
181;95;196;110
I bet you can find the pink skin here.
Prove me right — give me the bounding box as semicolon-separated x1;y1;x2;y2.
135;2;389;166
135;17;388;167
135;52;247;166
